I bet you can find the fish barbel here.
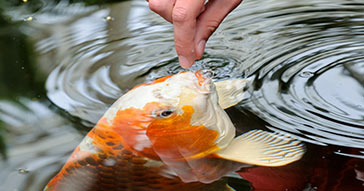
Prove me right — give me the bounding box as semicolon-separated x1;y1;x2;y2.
44;70;304;191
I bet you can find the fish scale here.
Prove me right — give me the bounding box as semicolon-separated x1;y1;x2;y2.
46;144;234;191
49;148;170;190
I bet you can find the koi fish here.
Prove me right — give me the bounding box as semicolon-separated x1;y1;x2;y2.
44;70;304;191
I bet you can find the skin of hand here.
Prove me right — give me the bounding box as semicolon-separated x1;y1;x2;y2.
148;0;243;68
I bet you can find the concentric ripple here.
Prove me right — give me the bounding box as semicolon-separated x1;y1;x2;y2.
41;0;244;124
230;0;364;156
38;0;364;156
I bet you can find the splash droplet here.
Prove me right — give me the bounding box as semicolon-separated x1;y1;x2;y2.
105;16;114;21
18;168;29;174
24;16;33;22
298;71;314;78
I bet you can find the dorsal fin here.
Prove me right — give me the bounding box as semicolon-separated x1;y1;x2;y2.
214;78;251;109
216;130;305;166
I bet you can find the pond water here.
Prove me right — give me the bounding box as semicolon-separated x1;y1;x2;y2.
1;0;364;190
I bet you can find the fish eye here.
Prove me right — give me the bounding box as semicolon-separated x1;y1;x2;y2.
160;109;174;118
151;108;176;118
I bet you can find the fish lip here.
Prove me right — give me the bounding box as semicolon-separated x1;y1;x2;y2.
194;70;213;93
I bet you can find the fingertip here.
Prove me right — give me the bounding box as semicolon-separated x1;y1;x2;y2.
179;56;194;68
195;40;206;59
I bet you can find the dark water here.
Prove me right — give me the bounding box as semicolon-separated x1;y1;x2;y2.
1;0;364;190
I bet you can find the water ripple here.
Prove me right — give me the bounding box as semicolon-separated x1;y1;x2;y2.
232;0;364;155
38;0;364;156
42;1;247;124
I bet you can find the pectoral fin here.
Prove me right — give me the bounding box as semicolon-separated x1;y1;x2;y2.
216;130;305;166
214;78;251;109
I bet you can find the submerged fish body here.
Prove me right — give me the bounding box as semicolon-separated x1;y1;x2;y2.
44;71;304;191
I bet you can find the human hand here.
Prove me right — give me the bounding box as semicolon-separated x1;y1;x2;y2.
148;0;242;68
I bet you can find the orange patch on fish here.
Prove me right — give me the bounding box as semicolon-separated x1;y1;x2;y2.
194;71;205;86
108;102;165;160
96;102;219;161
150;74;174;84
147;105;220;161
91;118;125;156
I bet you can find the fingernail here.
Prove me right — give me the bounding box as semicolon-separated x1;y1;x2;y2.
179;56;191;68
197;40;206;59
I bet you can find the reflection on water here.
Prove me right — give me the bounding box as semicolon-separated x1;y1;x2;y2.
1;0;364;190
0;99;81;191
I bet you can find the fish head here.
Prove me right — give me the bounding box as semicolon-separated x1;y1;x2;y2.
103;70;235;161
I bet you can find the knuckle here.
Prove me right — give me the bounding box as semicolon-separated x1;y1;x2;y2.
231;0;243;7
148;0;166;13
172;6;189;23
206;20;220;34
174;41;185;54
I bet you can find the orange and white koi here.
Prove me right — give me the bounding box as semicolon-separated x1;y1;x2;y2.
44;71;304;191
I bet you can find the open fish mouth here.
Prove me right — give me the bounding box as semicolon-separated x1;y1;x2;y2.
194;70;214;93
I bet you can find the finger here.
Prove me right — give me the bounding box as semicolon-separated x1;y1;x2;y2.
149;0;176;23
194;0;242;59
172;0;205;68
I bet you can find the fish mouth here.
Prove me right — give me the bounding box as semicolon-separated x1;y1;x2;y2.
194;70;213;93
201;69;214;78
